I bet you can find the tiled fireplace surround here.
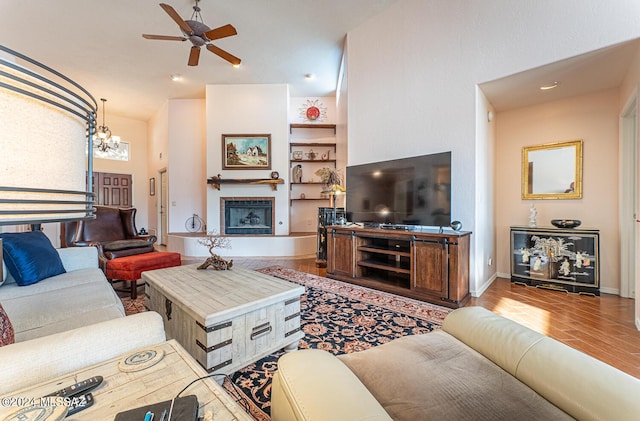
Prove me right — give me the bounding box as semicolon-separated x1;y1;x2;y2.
220;197;275;236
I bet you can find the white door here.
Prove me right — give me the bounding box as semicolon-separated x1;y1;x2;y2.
620;94;637;300
160;170;169;246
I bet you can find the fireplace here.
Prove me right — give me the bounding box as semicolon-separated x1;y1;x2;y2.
221;197;274;236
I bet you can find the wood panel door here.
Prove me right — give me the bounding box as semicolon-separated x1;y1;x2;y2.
93;172;132;206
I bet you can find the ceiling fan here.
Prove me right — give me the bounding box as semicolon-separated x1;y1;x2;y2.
143;1;240;67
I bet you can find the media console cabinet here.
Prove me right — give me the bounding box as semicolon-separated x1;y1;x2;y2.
326;226;471;308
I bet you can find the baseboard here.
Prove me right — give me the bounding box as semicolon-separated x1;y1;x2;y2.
472;272;497;297
599;286;620;295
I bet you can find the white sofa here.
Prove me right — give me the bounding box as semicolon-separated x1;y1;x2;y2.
272;307;640;421
1;247;125;342
0;311;165;396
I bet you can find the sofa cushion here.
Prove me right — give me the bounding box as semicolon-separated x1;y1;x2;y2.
0;231;65;286
0;303;14;346
2;279;125;341
338;331;572;421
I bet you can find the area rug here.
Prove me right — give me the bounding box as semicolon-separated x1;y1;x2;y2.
221;266;451;421
119;266;451;421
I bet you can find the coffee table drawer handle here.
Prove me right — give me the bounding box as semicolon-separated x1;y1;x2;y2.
250;322;272;340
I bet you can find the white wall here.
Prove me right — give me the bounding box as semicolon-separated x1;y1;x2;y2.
205;84;290;236
495;89;621;294
167;99;206;233
94;113;149;230
474;88;496;295
347;0;640;294
147;102;169;236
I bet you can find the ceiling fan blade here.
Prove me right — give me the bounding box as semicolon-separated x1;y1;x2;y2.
143;34;187;41
204;24;237;41
159;3;194;35
188;46;201;66
206;44;241;66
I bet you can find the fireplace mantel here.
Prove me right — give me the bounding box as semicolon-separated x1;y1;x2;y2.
207;175;284;191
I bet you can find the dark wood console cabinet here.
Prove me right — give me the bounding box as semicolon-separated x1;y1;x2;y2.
510;226;600;295
327;226;471;308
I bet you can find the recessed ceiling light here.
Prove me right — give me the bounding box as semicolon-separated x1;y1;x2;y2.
304;73;315;81
540;81;559;90
170;74;182;82
233;63;241;68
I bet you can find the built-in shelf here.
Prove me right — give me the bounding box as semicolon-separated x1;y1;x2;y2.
289;123;336;134
290;142;337;147
290;197;329;203
207;176;284;191
290;182;325;185
290;159;336;164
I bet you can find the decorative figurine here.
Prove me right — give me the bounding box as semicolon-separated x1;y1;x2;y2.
529;204;537;227
293;164;303;183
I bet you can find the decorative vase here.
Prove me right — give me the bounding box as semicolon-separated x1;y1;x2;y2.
292;165;303;183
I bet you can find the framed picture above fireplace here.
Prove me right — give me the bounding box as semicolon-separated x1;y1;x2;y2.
222;134;272;170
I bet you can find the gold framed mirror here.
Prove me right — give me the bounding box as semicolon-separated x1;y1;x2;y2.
522;139;583;200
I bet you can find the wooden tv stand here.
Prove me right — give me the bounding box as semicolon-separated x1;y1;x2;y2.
326;225;471;308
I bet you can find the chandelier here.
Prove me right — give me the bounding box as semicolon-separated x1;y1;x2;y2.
94;98;120;152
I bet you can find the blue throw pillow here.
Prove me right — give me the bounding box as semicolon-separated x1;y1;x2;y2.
0;231;66;286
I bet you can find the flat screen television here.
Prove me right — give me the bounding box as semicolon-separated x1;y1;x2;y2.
346;152;451;228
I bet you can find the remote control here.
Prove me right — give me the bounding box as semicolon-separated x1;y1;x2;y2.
66;393;94;416
45;376;103;398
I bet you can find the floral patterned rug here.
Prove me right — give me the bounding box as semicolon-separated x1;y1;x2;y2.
221;266;451;421
120;266;451;420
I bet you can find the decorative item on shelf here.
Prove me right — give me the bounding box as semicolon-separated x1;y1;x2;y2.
270;171;279;179
450;220;462;231
197;231;233;270
316;167;342;192
306;106;320;120
551;219;582;229
300;193;306;199
528;204;537;227
298;99;328;122
306;149;317;160
292;164;303;183
321;149;330;160
292;150;303;160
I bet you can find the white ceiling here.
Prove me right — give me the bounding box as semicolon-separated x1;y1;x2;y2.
0;0;396;120
1;1;638;122
481;39;640;112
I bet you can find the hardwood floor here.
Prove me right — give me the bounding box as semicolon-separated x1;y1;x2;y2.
172;254;640;379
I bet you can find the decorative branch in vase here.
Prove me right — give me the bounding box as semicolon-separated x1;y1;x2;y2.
197;231;233;270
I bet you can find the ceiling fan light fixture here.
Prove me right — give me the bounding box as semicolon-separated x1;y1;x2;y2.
540;81;559;90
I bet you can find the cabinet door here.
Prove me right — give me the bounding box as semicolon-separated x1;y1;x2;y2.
327;230;354;278
413;240;448;298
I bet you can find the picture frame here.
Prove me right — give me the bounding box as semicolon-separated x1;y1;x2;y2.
149;177;156;196
222;134;271;170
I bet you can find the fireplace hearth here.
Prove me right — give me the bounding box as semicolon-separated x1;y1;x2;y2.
221;197;274;236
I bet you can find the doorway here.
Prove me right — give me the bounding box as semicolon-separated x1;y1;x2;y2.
620;93;637;299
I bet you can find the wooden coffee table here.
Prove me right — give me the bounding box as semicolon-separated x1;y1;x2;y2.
143;264;305;374
0;340;252;420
